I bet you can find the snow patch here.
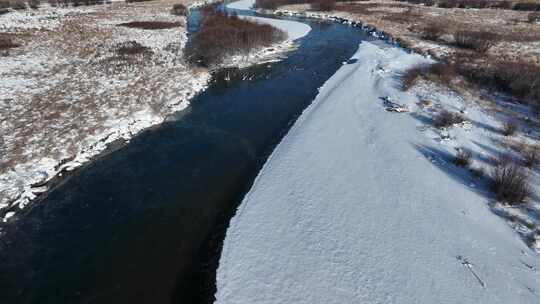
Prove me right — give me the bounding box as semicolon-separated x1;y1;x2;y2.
215;41;540;303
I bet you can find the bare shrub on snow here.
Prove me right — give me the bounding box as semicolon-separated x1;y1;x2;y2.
502;120;518;136
402;62;456;90
453;148;472;167
433;109;465;128
521;144;540;168
489;161;532;205
402;65;426;90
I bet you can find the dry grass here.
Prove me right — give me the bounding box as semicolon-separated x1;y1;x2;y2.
453;30;495;53
421;23;444;41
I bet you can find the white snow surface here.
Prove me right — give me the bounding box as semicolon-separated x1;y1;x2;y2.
227;0;311;41
226;0;254;10
215;41;540;303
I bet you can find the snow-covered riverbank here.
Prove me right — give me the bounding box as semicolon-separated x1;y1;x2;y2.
219;0;310;69
0;0;308;223
215;41;540;303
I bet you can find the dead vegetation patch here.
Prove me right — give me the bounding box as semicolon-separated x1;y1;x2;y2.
402;62;456;90
453;30;496;53
117;21;183;30
186;9;287;66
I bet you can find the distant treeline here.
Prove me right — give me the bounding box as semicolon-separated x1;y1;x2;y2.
185;8;287;67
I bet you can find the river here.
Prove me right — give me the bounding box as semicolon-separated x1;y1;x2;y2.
0;4;371;304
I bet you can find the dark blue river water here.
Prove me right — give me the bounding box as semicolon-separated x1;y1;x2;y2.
0;7;370;304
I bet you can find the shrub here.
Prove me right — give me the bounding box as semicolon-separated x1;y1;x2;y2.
402;65;426;90
521;144;540;168
186;10;286;66
311;0;335;11
421;24;443;41
489;162;531;204
453;30;495;53
116;21;182;30
456;60;540;107
453;148;472;167
171;3;188;16
433;109;465;128
402;62;456;90
502;120;518;136
114;41;152;57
